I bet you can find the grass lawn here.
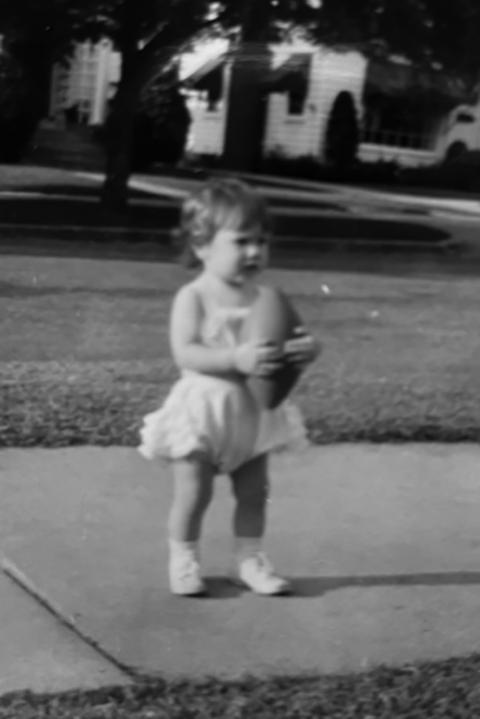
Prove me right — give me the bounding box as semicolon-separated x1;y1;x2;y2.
0;164;452;250
2;167;480;715
3;657;480;718
2;256;480;717
1;252;480;447
0;166;102;192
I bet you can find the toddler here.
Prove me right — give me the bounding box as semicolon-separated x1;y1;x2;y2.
139;178;318;596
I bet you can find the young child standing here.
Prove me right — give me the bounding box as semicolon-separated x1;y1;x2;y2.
139;178;318;596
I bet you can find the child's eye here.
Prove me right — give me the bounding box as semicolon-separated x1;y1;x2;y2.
235;235;269;247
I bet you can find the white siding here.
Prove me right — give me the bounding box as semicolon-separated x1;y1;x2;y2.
49;40;120;126
185;99;227;155
263;45;317;157
263;46;367;160
314;49;367;159
184;62;230;156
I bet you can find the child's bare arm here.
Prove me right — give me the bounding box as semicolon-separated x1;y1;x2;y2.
170;285;236;375
169;285;282;377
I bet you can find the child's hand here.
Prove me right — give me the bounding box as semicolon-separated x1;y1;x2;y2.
234;341;284;377
283;327;320;368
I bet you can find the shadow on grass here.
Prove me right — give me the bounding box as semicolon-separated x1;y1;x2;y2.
0;194;450;243
2;186;479;278
1;183;151;198
274;215;449;243
293;571;480;598
0;280;174;299
0;197;180;227
2;241;480;280
272;247;480;279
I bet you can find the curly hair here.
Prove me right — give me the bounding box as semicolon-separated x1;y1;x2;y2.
172;178;272;267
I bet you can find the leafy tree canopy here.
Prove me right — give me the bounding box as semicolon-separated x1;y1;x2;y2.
307;0;480;80
1;0;479;77
0;1;213;68
2;0;479;207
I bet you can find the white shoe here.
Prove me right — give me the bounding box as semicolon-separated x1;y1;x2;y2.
169;554;206;596
235;552;291;595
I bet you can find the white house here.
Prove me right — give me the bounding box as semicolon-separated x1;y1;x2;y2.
182;40;480;168
49;39;121;126
180;40;368;161
179;38;231;156
49;38;480;168
263;44;367;161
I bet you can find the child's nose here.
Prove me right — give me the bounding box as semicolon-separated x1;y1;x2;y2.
246;243;261;258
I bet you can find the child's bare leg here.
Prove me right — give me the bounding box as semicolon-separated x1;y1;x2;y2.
167;458;215;595
230;453;269;540
230;453;290;595
168;457;215;542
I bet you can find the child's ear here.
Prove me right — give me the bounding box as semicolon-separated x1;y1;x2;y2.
193;243;209;263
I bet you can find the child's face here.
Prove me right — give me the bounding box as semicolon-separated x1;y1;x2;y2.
195;224;269;287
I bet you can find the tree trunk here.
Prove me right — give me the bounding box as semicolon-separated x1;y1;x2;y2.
100;0;148;214
222;43;271;172
100;34;190;212
101;86;137;213
221;0;272;172
98;0;215;211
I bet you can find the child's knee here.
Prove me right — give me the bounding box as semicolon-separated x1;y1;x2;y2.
233;478;269;508
172;460;215;505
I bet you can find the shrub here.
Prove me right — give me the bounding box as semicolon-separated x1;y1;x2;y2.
444;140;468;162
130;69;191;171
324;91;359;170
260;152;324;179
399;151;480;192
259;151;399;185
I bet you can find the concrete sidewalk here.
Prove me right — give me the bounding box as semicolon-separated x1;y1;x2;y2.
2;444;480;695
0;570;129;695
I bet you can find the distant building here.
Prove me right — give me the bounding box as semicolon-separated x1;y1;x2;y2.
49;39;121;126
182;40;480;168
49;38;480;168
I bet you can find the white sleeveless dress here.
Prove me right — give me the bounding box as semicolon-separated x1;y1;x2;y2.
138;304;308;474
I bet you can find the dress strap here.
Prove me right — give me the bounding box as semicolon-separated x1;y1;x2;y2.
215;306;251;318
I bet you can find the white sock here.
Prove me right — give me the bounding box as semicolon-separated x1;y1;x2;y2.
168;539;199;562
234;537;262;562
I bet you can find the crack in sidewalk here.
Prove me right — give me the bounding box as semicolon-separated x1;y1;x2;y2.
1;555;139;682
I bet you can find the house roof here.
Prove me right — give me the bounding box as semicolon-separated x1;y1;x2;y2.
264;53;311;95
182;54;227;90
182;50;312;97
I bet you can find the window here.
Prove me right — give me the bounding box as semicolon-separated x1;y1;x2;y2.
206;87;221;112
288;90;306;115
362;96;434;150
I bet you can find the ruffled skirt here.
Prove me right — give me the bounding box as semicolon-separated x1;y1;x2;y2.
138;373;308;474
